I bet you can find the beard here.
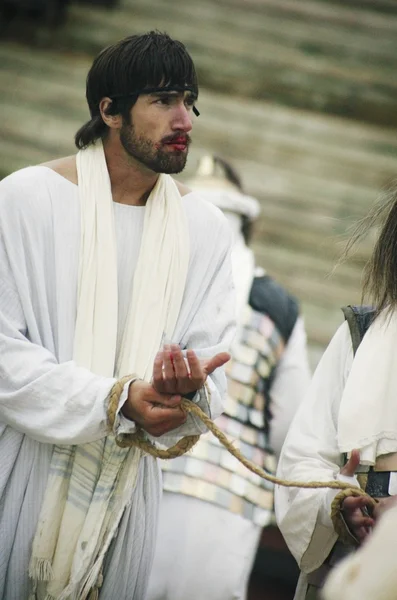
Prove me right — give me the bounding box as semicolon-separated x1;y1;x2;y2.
119;120;190;174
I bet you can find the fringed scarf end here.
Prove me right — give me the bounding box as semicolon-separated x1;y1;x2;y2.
29;557;54;581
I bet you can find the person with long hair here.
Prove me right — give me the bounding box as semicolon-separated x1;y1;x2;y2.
275;185;397;600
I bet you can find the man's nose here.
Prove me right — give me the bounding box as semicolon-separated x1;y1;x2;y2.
172;104;193;133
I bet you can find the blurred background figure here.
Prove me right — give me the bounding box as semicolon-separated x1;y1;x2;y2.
146;154;311;600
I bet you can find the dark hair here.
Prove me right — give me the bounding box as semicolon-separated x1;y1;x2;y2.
212;155;253;245
212;155;243;191
75;31;198;149
341;182;397;314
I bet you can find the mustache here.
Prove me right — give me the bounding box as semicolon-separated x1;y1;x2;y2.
161;133;191;145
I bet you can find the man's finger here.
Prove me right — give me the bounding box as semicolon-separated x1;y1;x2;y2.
342;496;372;513
186;349;203;382
162;345;177;383
146;404;187;436
347;512;374;529
356;525;372;543
152;351;165;389
202;352;231;375
150;394;182;408
340;449;360;477
170;344;190;380
148;404;184;419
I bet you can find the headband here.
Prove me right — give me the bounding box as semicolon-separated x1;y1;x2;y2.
108;85;200;116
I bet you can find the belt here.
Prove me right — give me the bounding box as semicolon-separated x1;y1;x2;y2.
365;470;393;498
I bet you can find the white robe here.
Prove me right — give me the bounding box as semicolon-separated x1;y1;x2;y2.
0;166;236;600
275;321;358;600
146;316;311;600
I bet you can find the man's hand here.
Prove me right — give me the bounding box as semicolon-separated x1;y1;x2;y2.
152;344;230;396
121;379;187;437
340;449;374;543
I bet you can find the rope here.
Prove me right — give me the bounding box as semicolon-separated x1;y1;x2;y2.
107;375;200;458
107;379;375;541
331;488;377;545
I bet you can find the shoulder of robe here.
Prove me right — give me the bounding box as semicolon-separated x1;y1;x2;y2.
181;190;231;236
0;166;60;216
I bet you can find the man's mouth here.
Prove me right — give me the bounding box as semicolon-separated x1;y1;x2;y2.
163;136;189;151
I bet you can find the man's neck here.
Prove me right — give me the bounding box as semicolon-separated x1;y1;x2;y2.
41;141;192;203
103;138;159;206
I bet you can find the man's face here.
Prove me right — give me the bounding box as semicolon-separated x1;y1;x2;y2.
119;89;195;174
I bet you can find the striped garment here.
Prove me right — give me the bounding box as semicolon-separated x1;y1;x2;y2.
161;303;284;526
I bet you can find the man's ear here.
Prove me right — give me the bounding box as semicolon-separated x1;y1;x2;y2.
99;97;122;129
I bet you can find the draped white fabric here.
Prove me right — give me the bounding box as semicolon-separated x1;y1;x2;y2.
0;164;235;600
275;322;357;599
29;142;191;600
338;311;397;463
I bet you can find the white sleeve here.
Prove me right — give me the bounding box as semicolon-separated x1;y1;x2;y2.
274;321;355;573
268;316;311;457
0;202;117;446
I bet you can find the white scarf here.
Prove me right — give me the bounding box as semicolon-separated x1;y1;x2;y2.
338;310;397;464
29;141;189;599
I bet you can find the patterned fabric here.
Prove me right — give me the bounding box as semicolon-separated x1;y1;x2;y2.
161;303;285;526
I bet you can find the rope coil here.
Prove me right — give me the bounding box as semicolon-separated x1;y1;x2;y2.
107;378;374;542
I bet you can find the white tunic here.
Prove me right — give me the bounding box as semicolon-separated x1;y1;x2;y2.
146;302;311;600
0;166;236;600
275;321;358;600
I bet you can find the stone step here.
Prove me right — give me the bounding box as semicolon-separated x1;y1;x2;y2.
2;7;397;363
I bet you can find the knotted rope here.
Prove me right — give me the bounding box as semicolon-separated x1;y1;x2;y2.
107;377;375;543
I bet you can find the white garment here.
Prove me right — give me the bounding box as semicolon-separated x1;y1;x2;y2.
228;221;255;339
338;311;397;463
30;144;192;600
323;503;397;600
0;166;236;600
269;316;311;458
146;494;261;600
147;292;310;600
185;182;260;221
275;321;359;600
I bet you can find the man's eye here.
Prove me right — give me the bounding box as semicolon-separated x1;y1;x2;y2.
155;97;171;105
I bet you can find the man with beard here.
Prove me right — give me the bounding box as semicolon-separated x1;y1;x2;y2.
0;32;235;600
